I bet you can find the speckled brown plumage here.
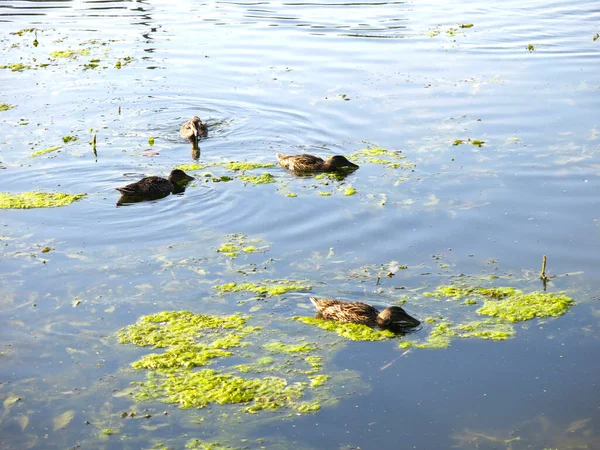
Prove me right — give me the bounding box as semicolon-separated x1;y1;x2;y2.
276;153;359;172
180;116;207;141
116;169;194;197
309;297;420;328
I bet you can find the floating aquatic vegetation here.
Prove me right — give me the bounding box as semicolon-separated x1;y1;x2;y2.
0;192;86;209
12;28;36;36
294;316;396;341
478;292;574;322
62;135;77;143
318;192;331;196
399;319;514;349
0;103;14;111
343;186;357;196
119;311;330;414
453;139;485;147
286;193;298;197
527;43;535;52
594;33;599;41
460;23;474;28
50;49;90;58
351;147;413;169
148;137;155;146
216;234;265;258
425;285;518;300
174;163;207;171
30;145;61;157
226;161;275;171
214;280;311;297
239;173;276;184
0;63;31;72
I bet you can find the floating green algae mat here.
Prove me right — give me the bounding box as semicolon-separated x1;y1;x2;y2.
351;147;414;169
0;192;86;209
226;161;275;171
478;292;574;322
174;163;208;171
294;316;396;341
30;145;61;157
0;63;31;72
239;173;276;184
425;285;518;300
399;319;515;349
214;280;311;297
216;234;265;258
50;49;90;58
344;186;357;196
453;139;485;147
118;311;335;414
0;103;14;111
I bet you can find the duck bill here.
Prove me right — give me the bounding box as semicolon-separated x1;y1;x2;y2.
347;161;359;169
394;313;421;328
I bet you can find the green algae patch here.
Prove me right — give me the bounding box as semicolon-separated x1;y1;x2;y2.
425;285;517;301
0;192;85;209
50;49;90;58
62;135;77;143
309;375;329;387
118;311;249;348
137;368;304;411
226;161;275;171
453;139;485;147
344;186;357;196
318;192;331;196
0;103;14;111
30;145;61;157
294;316;395;341
239;173;276;184
460;23;474;28
214;280;311;297
0;63;31;72
477;292;574;322
216;234;265;258
264;341;315;354
399;319;514;350
351;147;411;169
175;163;207;171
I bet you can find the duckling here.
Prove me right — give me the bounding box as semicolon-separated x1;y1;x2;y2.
180;116;207;144
309;297;420;328
276;153;359;172
116;169;194;197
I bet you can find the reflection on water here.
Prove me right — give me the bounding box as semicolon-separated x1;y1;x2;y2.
1;0;600;449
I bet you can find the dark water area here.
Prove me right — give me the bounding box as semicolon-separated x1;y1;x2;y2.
1;0;599;449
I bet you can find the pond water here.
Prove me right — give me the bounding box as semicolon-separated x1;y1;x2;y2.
1;0;599;448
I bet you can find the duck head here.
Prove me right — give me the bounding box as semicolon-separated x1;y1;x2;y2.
168;169;195;185
377;306;421;328
327;155;359;170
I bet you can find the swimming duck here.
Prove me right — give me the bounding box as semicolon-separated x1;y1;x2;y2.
180;116;207;144
309;297;420;328
276;153;359;172
116;169;194;197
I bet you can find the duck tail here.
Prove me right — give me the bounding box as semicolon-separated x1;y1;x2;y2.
309;297;319;309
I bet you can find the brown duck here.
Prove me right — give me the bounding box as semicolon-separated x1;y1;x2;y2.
309;297;420;328
180;116;207;144
116;169;194;197
276;153;359;172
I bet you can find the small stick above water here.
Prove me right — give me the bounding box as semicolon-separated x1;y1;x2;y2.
540;255;549;282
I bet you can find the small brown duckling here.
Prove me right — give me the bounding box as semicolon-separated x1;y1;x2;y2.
309;297;420;328
116;169;194;197
180;116;207;144
276;153;359;172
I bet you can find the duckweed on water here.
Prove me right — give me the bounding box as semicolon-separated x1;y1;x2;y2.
119;311;330;414
264;341;315;353
216;234;264;258
399;319;514;349
175;163;207;171
351;147;411;169
62;135;77;143
0;192;86;209
214;280;311;297
425;285;517;300
239;173;276;184
226;162;275;171
478;292;574;322
50;49;90;58
0;104;14;111
30;145;61;157
0;63;31;72
344;186;357;196
294;317;396;341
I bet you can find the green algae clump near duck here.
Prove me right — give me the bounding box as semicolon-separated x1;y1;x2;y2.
214;280;311;297
118;311;335;414
294;316;396;341
351;147;414;169
239;173;276;184
477;292;574;322
0;192;85;209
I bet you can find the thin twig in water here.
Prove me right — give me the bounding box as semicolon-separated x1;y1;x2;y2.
380;349;411;370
